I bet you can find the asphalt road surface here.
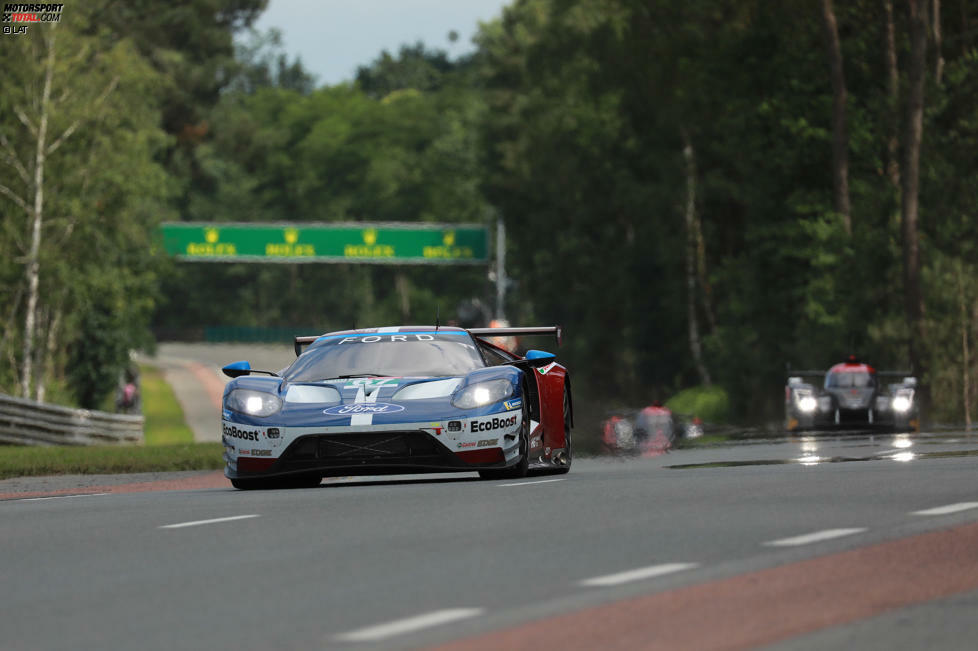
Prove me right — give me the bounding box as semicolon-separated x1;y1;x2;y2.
3;431;978;650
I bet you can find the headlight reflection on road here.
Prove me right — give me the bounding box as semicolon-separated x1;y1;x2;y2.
892;451;915;462
892;434;913;449
797;437;821;465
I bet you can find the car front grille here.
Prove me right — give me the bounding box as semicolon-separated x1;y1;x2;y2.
283;431;444;461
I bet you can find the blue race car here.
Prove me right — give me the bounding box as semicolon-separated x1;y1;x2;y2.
220;325;572;489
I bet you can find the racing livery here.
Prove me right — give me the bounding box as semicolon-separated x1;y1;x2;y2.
785;356;919;432
220;325;572;489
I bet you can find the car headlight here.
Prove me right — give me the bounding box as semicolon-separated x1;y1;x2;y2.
794;390;817;413
892;394;912;413
451;379;513;409
225;388;283;417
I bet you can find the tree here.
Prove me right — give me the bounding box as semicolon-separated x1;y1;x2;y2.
0;6;170;403
820;0;852;234
900;0;929;408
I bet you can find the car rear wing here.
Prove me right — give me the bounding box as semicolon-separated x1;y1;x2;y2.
468;326;563;347
294;335;321;357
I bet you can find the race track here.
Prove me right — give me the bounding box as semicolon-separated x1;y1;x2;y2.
3;431;978;650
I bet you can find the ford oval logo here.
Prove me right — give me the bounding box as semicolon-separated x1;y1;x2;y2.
323;403;405;416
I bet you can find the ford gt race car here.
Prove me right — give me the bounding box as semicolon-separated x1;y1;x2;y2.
785;356;919;433
220;325;572;489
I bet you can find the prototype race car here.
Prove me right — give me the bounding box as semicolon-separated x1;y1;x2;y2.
785;356;919;432
220;325;572;489
601;403;676;455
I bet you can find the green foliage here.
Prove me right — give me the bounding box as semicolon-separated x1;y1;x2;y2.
0;443;223;480
140;364;195;445
666;386;730;424
4;0;978;429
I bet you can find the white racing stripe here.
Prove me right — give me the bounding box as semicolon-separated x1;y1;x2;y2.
763;528;867;547
498;479;567;487
160;514;259;529
13;493;108;502
579;562;699;587
912;502;978;516
334;608;484;642
349;383;375;427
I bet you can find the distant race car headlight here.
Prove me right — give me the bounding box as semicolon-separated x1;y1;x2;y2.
892;394;912;413
452;379;513;409
798;396;818;413
794;389;817;413
225;388;283;417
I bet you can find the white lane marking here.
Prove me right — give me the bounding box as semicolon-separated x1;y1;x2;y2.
912;502;978;516
764;528;867;547
159;514;259;529
13;493;108;502
498;478;567;487
579;562;699;587
334;608;485;643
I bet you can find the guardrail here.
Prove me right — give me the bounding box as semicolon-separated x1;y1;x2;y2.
0;393;144;446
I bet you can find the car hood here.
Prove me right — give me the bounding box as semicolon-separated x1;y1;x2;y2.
225;366;522;427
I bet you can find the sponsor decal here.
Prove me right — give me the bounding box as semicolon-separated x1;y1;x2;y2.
185;227;236;257
457;441;477;449
448;420;462;432
239;449;250;455
337;334;435;345
530;436;543;449
267;427;280;439
250;449;272;457
422;230;475;260
472;414;518;433
266;227;315;258
323;402;405;415
503;399;522;411
536;362;558;375
343;377;398;388
222;423;262;441
477;438;498;447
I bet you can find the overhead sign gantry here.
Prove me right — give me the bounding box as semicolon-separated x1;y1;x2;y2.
160;222;489;265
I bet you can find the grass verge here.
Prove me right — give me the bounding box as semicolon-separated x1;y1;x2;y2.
140;363;195;445
0;363;217;480
0;443;224;480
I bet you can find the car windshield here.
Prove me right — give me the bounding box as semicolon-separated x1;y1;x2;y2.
635;412;674;438
283;332;485;381
826;372;875;388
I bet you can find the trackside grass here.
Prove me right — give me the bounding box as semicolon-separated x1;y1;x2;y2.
140;363;195;445
0;443;224;480
0;364;220;480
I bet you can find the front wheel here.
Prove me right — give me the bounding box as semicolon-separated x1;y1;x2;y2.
479;398;529;480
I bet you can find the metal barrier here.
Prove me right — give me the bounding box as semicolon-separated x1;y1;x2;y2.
0;393;144;446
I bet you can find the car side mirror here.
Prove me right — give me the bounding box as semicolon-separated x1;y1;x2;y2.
222;360;252;378
524;350;556;368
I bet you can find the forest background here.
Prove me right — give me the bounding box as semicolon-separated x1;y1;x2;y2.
1;0;976;430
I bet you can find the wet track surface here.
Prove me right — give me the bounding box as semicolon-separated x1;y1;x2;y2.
3;430;978;650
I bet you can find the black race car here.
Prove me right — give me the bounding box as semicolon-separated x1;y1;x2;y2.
785;356;919;432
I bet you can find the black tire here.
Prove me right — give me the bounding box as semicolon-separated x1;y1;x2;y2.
479;394;529;480
553;386;573;474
